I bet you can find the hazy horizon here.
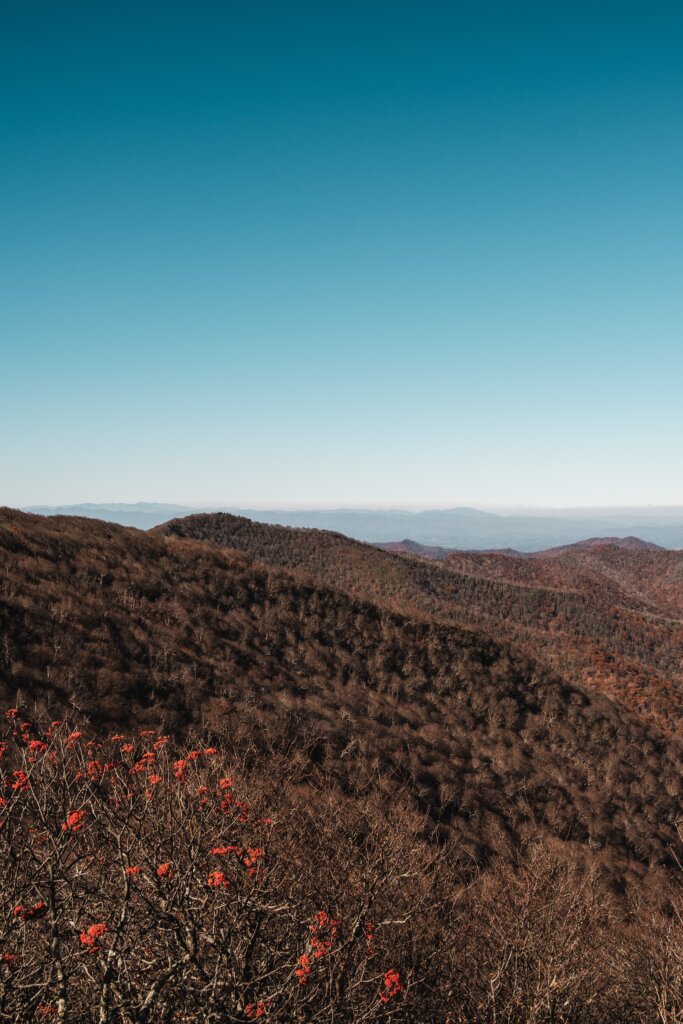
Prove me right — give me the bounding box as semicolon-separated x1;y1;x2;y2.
20;500;683;514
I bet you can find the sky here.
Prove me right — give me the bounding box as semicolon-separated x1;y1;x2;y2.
2;1;682;508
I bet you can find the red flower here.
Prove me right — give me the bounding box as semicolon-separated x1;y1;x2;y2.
173;759;188;779
62;810;86;833
211;845;241;856
156;862;173;879
380;969;403;1002
295;954;311;985
308;910;340;958
243;847;264;877
125;866;141;876
245;1002;270;1018
203;747;217;755
86;759;104;780
80;922;107;952
130;752;155;774
12;901;47;922
66;731;82;747
10;771;29;792
148;774;162;785
207;870;230;889
218;776;234;789
4;709;18;719
28;740;47;754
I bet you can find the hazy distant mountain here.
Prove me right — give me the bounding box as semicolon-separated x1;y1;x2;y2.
24;503;683;550
377;535;665;560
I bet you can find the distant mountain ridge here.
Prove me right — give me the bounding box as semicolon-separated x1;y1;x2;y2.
23;502;683;549
378;536;665;559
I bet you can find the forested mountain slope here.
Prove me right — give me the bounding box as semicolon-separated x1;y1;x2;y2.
157;513;683;735
1;508;681;890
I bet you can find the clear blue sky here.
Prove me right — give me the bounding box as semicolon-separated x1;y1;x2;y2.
2;1;682;508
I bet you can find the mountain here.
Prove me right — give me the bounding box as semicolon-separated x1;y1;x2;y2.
377;536;665;560
156;513;683;737
24;502;198;530
1;507;682;888
24;503;683;549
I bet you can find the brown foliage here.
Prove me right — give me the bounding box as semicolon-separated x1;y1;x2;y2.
0;510;682;892
158;513;683;735
1;712;683;1023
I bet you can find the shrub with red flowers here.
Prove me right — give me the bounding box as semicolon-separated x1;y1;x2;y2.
0;708;433;1023
1;706;682;1023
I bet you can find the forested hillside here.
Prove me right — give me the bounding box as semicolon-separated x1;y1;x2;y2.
158;513;683;735
1;508;682;891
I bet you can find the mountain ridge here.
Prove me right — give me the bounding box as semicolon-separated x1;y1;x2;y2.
23;502;683;549
157;513;683;736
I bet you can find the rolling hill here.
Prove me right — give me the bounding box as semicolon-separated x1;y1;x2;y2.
157;513;683;736
1;507;681;891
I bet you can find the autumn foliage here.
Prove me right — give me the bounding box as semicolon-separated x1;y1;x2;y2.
2;709;683;1023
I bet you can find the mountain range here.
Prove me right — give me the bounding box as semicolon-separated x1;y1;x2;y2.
24;502;683;549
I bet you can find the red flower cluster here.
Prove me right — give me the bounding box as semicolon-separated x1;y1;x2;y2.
243;847;264;878
295;953;311;985
62;809;86;833
85;759;105;781
12;901;47;922
125;866;141;876
10;771;29;792
130;751;156;775
380;969;403;1003
245;1001;270;1018
156;862;173;879
80;923;107;952
207;870;230;889
310;910;339;959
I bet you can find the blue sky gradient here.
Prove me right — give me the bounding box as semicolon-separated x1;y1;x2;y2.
2;2;682;507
